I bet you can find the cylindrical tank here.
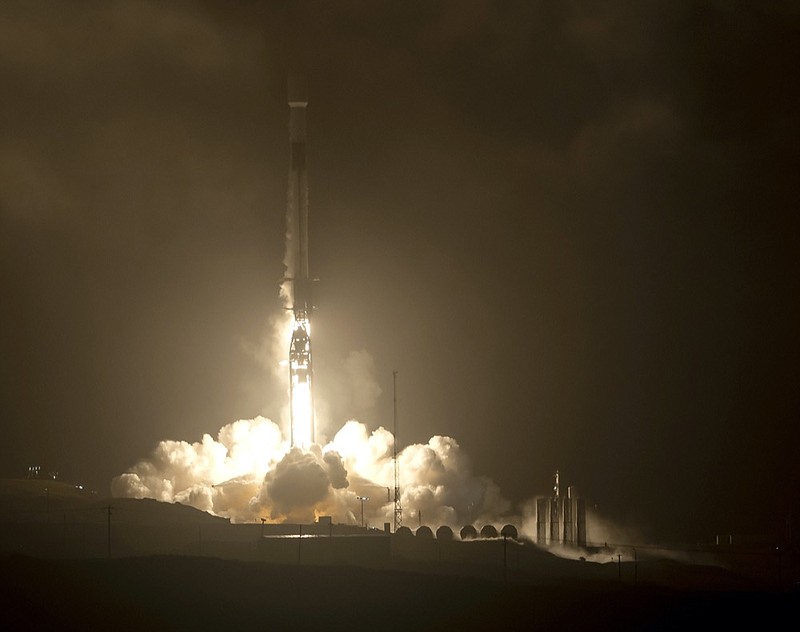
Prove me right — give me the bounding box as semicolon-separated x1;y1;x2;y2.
536;497;549;544
436;525;454;541
500;524;518;539
416;525;433;539
480;524;498;538
460;525;478;540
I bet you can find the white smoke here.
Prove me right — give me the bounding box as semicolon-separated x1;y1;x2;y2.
112;415;518;529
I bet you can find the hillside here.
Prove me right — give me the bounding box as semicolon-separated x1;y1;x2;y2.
1;477;796;630
0;554;795;632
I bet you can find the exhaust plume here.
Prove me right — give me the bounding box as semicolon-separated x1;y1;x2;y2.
112;414;518;529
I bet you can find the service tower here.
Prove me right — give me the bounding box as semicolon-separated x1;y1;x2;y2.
287;74;314;449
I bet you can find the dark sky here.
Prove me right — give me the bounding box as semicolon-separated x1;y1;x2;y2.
1;1;798;544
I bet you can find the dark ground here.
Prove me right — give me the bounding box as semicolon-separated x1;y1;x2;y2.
1;483;796;629
0;554;796;631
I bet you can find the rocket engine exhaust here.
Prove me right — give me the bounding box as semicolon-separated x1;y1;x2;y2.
286;74;314;449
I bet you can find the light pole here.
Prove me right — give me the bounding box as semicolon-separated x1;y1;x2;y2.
503;534;508;582
356;496;369;527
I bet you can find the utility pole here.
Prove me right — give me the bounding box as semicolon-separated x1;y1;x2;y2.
503;534;508;582
393;370;403;531
298;524;302;564
107;505;112;559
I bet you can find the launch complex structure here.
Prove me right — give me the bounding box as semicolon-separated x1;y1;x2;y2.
538;471;587;547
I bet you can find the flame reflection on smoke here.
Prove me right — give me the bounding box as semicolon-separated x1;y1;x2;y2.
111;417;517;531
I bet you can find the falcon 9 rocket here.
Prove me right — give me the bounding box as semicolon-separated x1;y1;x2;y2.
286;74;314;449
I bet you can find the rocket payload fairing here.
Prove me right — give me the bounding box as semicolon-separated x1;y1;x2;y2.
287;74;315;449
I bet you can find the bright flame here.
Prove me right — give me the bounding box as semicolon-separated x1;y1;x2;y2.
289;315;314;449
291;378;313;450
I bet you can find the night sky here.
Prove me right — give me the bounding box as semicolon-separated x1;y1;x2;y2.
1;1;798;544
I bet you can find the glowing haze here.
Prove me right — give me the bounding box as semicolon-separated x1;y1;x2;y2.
111;285;616;543
111;55;605;543
113;54;532;533
112;188;519;525
112;92;517;528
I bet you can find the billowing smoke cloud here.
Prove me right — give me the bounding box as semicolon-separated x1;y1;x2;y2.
263;449;329;517
112;404;646;557
112;415;519;530
257;446;348;522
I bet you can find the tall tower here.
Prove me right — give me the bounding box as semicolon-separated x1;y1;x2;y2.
287;74;314;449
549;470;561;544
393;370;402;530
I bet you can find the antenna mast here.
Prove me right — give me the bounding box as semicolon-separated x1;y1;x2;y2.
393;370;402;531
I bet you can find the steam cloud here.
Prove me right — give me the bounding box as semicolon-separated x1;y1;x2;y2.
112;416;518;531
